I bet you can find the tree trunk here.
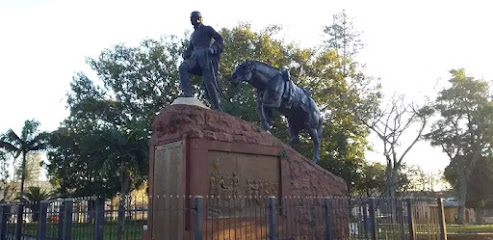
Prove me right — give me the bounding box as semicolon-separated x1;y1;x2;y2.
384;157;398;224
116;171;130;240
19;153;27;200
389;168;398;224
475;208;484;224
385;157;394;198
457;173;467;224
16;152;27;238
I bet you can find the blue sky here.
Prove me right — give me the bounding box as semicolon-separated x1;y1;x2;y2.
1;0;492;178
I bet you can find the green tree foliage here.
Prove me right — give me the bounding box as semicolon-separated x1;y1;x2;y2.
352;162;420;197
48;36;181;198
466;157;493;208
0;119;48;201
0;150;15;202
316;10;381;191
466;157;493;223
403;165;443;192
48;37;179;239
354;162;386;197
323;9;363;76
426;68;493;223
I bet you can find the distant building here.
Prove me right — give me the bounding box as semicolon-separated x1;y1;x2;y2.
25;152;42;183
0;180;55;202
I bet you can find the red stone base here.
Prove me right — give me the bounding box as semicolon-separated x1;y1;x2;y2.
146;104;348;239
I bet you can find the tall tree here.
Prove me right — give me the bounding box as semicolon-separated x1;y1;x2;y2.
48;37;180;240
464;156;493;223
318;10;381;191
324;9;363;76
0;119;48;200
426;68;493;223
367;94;432;199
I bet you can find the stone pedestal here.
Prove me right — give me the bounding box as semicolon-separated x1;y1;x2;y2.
146;100;348;239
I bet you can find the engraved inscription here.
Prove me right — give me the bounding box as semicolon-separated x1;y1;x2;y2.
207;151;280;218
152;142;183;240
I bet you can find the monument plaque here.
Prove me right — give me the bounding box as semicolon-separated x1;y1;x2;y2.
152;142;183;240
207;151;280;218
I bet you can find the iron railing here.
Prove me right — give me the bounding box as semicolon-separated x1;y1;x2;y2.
0;195;447;240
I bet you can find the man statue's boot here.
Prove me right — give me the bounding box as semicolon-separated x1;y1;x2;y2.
209;91;224;112
203;68;224;112
205;83;224;112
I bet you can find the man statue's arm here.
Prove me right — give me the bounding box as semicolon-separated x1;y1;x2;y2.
208;26;223;55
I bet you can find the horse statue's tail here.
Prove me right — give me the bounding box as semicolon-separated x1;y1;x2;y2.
317;116;323;139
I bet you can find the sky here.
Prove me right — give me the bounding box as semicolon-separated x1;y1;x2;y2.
1;0;493;179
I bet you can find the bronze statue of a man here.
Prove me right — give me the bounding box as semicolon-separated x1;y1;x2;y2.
179;11;224;111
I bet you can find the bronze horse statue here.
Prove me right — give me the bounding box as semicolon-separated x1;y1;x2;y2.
231;60;323;163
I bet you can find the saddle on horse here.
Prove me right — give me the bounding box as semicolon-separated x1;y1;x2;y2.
280;69;294;109
279;69;312;111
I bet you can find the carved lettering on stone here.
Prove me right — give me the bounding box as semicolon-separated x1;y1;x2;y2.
207;151;280;218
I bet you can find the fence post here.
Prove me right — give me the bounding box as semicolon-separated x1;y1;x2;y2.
406;198;416;240
267;196;276;240
37;201;49;240
57;202;64;240
323;197;334;240
437;198;448;240
94;197;105;240
368;198;378;240
362;202;368;239
0;204;7;240
15;204;24;240
61;199;73;240
398;200;406;240
193;196;203;240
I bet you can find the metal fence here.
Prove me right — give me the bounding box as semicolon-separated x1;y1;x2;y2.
345;197;444;240
0;195;447;240
0;195;148;240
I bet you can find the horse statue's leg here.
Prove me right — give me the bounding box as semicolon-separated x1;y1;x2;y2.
262;76;284;109
287;128;300;146
265;108;273;126
308;128;320;164
287;119;300;146
257;90;272;131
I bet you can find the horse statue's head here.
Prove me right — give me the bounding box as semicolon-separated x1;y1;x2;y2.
231;61;255;86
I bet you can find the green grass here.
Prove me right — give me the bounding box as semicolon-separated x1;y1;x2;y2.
11;220;146;240
447;224;493;233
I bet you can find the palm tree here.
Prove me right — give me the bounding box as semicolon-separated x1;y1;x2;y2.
22;186;51;222
0;119;48;201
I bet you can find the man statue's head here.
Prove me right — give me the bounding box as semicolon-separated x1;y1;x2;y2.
190;11;202;27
